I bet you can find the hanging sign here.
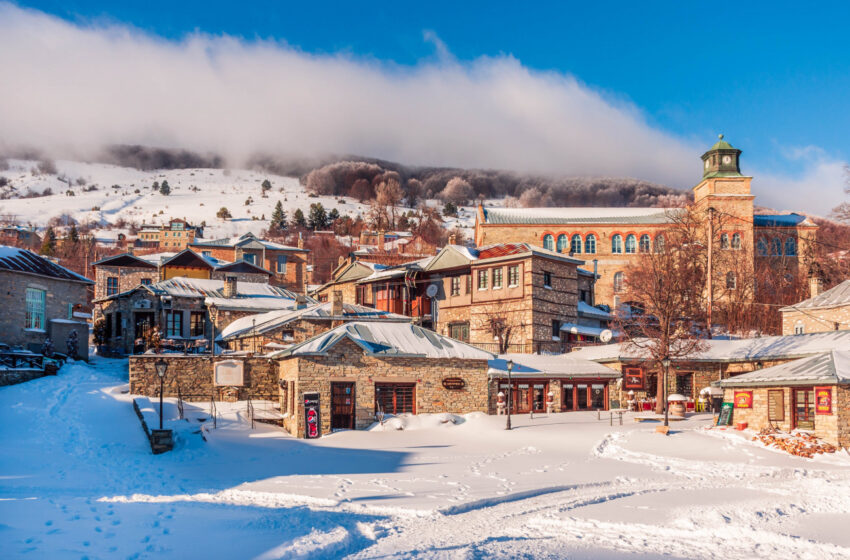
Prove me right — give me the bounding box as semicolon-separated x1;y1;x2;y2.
815;386;833;415
623;367;644;390
733;390;753;409
303;392;321;439
441;377;466;390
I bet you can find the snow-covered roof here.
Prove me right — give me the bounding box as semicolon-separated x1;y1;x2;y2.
191;232;308;252
578;301;613;320
753;213;816;228
488;354;620;379
136;252;177;265
148;277;298;300
780;279;850;312
270;322;495;360
0;246;93;284
219;302;410;340
719;351;850;387
560;323;610;337
481;207;676;226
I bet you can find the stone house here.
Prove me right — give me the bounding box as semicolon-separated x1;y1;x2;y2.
719;350;850;448
780;278;850;335
189;232;309;292
270;321;494;438
135;218;202;251
473;137;818;309
159;248;273;283
91;253;159;301
0;246;92;358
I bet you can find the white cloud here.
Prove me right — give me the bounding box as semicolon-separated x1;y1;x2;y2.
753;151;847;216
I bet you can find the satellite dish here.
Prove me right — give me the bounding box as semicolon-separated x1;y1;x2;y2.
599;329;613;343
426;284;439;298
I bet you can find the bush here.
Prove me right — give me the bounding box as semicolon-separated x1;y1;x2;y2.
443;201;458;217
217;207;232;219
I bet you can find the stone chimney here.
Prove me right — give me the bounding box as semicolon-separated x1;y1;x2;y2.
377;231;385;252
223;275;238;298
810;275;823;299
295;294;307;310
331;290;344;327
297;232;304;250
448;233;457;246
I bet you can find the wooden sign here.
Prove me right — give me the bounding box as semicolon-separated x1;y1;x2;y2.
815;387;832;415
767;389;784;422
441;377;466;390
733;390;753;409
623;367;644;390
717;402;734;426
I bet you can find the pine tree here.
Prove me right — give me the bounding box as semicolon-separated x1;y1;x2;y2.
271;201;288;230
292;208;307;228
443;201;458;217
68;224;79;243
159;180;171;195
40;227;57;256
308;203;328;230
328;208;340;223
261;179;272;197
152;181;159;190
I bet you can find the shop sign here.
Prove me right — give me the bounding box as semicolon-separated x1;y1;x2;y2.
733;390;753;409
623;367;644;390
717;402;734;426
815;386;833;415
303;392;321;439
442;377;466;390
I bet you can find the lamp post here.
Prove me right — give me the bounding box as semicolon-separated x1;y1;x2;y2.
155;358;168;430
661;356;671;428
505;359;513;430
208;306;218;356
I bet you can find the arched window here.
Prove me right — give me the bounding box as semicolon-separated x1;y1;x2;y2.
757;237;768;256
612;234;623;254
654;235;665;253
726;271;737;290
771;237;782;256
720;233;729;249
543;234;554;251
585;234;597;254
613;271;624;293
556;234;568;253
785;237;797;256
570;234;582;254
639;234;651;253
731;233;741;250
625;234;637;254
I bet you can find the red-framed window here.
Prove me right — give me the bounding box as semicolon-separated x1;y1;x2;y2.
375;383;416;415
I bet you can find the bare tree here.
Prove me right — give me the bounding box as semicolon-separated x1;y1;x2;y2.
439;177;474;205
830;165;850;223
476;302;529;354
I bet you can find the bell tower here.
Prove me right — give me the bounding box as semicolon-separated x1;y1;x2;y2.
701;134;742;178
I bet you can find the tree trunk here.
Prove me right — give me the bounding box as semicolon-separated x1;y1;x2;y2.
655;369;664;415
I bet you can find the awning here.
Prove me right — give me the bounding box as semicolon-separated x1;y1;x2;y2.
560;323;606;337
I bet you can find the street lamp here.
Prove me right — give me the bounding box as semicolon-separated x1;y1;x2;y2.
208;306;218;356
155;358;168;430
661;356;671;428
505;359;513;430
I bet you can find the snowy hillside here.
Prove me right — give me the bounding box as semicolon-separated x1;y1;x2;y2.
0;159;476;239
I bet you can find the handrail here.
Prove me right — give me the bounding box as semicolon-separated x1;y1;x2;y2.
246;398;255;429
176;382;185;420
209;394;217;430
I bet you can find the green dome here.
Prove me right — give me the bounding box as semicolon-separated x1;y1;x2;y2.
709;134;735;151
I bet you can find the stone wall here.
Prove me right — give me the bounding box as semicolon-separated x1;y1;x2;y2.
210;270;270;284
278;338;490;438
195;245;308;292
129;355;279;400
0;368;46;387
781;308;850;336
93;265;158;301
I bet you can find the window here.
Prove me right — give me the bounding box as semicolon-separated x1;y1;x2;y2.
613;272;624;293
543;271;552;288
466;274;472;294
785;237;797;256
639;234;651;253
771;238;782;256
731;233;741;249
570;234;582;254
757;237;768;256
654;235;665;253
375;383;415;415
277;255;288;273
726;271;736;290
450;276;461;296
611;234;623;254
166;311;183;338
794;321;804;335
202;251;211;258
67;303;73;320
25;288;45;330
106;277;118;296
243;253;257;265
556;234;568;253
492;267;503;289
449;322;470;342
584;234;597;254
720;233;729;249
141;278;152;286
508;265;519;287
190;311;205;337
624;234;636;254
477;269;488;290
551;319;561;338
543;234;554;251
355;285;368;305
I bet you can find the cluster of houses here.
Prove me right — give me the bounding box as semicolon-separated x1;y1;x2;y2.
3;136;850;448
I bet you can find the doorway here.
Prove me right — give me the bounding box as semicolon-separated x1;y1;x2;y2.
330;382;356;431
793;387;815;430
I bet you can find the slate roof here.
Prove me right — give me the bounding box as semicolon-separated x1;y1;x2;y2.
0;246;93;284
269;321;494;360
481;207;676;226
91;253;157;269
781;279;850;312
718;351;850;387
488;353;620;379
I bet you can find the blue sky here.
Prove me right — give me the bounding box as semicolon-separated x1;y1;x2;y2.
4;1;849;212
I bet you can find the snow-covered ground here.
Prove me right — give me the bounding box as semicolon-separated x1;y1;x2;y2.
0;159;476;239
3;359;850;559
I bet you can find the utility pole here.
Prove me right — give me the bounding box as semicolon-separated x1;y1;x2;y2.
706;207;715;336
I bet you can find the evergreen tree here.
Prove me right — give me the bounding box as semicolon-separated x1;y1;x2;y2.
261;179;272;196
159;180;171;195
292;208;307;228
40;226;57;256
327;208;340;223
308;203;328;230
152;181;159;190
68;223;79;243
271;201;288;230
443;201;458;217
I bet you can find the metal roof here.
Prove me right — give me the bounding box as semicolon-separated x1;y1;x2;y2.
488;353;620;379
781;279;850;312
753;214;811;228
91;253;157;269
148;277;298;299
481;207;676;226
718;351;850;388
191;232;308;252
0;246;93;284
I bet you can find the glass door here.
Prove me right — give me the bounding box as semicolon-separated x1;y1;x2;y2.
794;388;815;430
563;383;574;411
577;384;589;410
515;384;530;413
532;383;546;412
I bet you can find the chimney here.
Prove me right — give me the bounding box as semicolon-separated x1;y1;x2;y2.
295;294;307;310
338;255;345;267
378;230;385;252
223;275;238;298
448;233;457;246
331;290;344;327
809;275;823;299
297;232;304;250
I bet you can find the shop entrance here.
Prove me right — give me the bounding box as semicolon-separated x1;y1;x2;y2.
330;382;356;430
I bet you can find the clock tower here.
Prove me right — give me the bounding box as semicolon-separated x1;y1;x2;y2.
700;134;742;178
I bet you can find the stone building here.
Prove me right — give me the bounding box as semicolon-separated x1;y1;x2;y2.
0;246;92;357
134;218;202;251
189;232;309;291
473;137;818;309
91;253;159;301
719;350;850;448
270;321;494;438
780;278;850;335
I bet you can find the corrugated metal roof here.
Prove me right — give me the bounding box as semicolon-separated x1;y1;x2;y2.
482;207;676;226
0;246;93;284
488;353;620;379
191;232;308;252
719;351;850;387
149;277;298;299
780;279;850;311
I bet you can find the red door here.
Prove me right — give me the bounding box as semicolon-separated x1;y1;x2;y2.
330;382;356;430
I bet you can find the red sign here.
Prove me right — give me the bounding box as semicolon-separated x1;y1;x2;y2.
623;368;644;390
815;387;833;415
733;391;753;409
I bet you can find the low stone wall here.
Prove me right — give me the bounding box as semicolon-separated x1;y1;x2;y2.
0;368;46;387
129;355;279;401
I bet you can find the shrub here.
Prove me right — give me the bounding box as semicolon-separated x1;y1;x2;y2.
217;207;232;219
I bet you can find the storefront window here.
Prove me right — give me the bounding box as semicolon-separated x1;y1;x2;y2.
563;383;574;410
591;384;605;409
577;384;589;409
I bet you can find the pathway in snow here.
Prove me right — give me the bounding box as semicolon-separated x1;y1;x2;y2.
3;358;850;559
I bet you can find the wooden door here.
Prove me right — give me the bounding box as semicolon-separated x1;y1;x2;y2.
330;382;356;431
